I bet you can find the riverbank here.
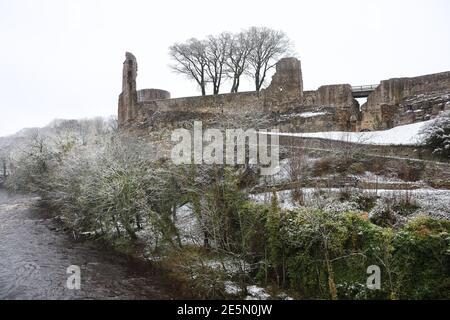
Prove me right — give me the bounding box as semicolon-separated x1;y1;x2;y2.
0;189;187;300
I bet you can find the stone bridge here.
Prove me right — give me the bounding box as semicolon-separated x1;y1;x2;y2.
351;84;379;98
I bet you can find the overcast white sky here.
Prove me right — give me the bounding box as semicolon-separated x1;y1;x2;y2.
0;0;449;136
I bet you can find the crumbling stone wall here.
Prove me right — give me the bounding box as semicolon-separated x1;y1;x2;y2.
118;52;138;127
360;72;450;130
118;52;450;134
265;57;303;105
118;53;361;133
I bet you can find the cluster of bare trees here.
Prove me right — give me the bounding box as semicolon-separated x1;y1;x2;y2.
169;27;293;95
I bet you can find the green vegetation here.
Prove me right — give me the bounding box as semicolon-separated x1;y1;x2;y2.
5;126;450;300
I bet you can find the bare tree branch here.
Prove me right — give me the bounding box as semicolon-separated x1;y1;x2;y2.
246;27;293;91
169;38;208;96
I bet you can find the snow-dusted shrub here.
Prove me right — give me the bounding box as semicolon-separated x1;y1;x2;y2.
421;111;450;159
323;199;359;213
369;199;399;228
349;191;377;211
5;133;59;195
369;192;418;227
336;282;372;300
5;122;185;250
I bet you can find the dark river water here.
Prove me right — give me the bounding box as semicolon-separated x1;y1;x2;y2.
0;190;177;300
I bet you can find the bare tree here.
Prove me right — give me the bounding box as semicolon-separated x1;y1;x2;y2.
287;139;310;205
169;38;208;96
227;32;253;93
205;33;231;95
78;119;91;146
106;116;119;133
246;27;292;91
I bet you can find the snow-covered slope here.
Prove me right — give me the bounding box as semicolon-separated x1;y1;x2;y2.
271;120;434;145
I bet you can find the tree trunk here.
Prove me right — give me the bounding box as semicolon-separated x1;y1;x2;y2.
234;77;240;93
231;77;238;93
203;232;210;249
324;245;338;300
201;84;206;96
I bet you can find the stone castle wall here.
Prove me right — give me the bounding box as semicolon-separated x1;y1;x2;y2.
360;72;450;130
118;52;450;134
118;53;360;133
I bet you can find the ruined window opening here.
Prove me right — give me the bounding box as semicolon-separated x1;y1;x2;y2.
356;97;368;111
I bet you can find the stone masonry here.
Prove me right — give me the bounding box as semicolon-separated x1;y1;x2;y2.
118;52;450;133
359;72;450;130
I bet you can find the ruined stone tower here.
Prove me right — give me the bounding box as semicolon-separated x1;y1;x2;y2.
118;52;172;127
118;52;138;127
267;57;303;102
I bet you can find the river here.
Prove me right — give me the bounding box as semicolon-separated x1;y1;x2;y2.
0;190;178;300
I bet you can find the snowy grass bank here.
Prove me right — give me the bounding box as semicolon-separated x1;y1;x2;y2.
268;120;434;145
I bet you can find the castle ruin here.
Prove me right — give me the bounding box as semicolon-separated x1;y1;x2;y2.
118;52;450;133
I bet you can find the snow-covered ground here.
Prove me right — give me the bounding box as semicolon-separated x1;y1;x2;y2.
175;204;203;245
350;171;424;185
251;187;450;220
224;281;292;300
280;111;329;120
268;120;434;145
297;111;328;118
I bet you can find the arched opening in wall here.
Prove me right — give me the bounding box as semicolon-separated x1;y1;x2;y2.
356;97;368;111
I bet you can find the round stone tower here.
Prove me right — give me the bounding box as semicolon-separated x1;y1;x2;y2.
137;89;171;102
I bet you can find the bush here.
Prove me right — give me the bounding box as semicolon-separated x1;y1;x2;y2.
283;210;392;299
397;161;423;182
392;217;450;299
312;157;333;176
5;119;449;300
350;191;377;211
348;162;366;175
421;112;450;159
